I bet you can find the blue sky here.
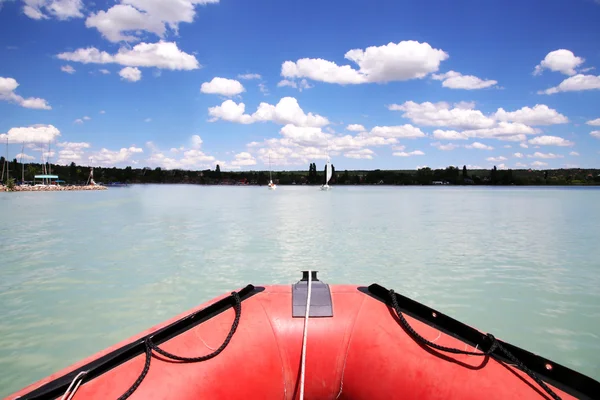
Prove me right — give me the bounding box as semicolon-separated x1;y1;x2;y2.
1;0;599;171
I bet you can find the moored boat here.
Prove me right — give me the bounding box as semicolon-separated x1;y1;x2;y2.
7;272;599;400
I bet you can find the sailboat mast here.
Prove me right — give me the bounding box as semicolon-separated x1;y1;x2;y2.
269;153;272;181
5;137;8;184
21;142;25;183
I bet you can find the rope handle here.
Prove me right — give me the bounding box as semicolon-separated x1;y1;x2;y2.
389;289;561;400
117;291;242;400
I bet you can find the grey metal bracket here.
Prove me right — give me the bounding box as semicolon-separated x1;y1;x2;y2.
292;271;333;317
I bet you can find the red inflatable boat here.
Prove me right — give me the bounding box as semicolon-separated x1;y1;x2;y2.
8;272;599;400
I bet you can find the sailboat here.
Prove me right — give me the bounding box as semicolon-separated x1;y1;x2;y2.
320;157;332;191
268;153;276;190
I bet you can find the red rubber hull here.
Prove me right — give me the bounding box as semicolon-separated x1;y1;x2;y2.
7;285;574;400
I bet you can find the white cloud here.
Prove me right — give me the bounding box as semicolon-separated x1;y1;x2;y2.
99;110;106;114
432;129;469;140
431;142;458;151
22;0;84;20
486;156;507;162
57;41;200;71
515;162;527;168
190;134;203;149
0;124;61;143
528;152;564;159
520;143;529;148
534;50;585;76
208;97;329;127
93;146;144;166
61;64;76;74
85;0;219;43
258;83;268;96
119;66;142;82
431;70;497;90
590;131;600;139
494;104;568;125
503;145;512;148
391;101;566;141
465;142;493;150
346;124;366;132
277;78;313;91
0;76;51;110
531;161;548;168
99;69;111;75
569;151;579;156
74;118;83;124
586;118;600;126
230;152;256;167
15;153;35;161
393;150;425;157
539;74;600;95
281;40;448;85
55;141;91;164
514;153;524;158
201;77;245;97
389;101;495;130
528;135;574;147
344;149;375;159
237;73;261;80
370;125;426;139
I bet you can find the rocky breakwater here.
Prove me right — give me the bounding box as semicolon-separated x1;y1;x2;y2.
1;185;107;192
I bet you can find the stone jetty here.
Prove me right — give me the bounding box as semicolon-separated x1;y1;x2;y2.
0;185;107;192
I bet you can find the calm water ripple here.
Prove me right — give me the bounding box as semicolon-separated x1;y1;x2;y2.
1;185;599;395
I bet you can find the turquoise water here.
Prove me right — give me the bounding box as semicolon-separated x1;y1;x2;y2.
1;185;599;396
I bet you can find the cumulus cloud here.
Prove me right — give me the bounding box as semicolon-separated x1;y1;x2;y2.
57;41;200;71
208;97;329;127
230;152;256;167
527;152;564;159
190;134;203;149
515;162;527;168
93;146;144;166
533;50;585;76
530;161;548;168
85;0;219;43
22;0;84;20
119;66;142;82
590;131;600;139
344;149;375;159
370;125;426;139
465;142;493;150
586;118;600;126
520;143;529;148
569;151;579;156
15;152;36;161
277;78;313;91
528;135;573;147
513;153;524;158
431;142;458;151
99;69;110;74
432;129;469;140
539;74;600;95
237;73;261;80
494;104;568;125
201;77;245;96
281;40;448;85
346;124;366;132
61;64;76;74
486;156;507;162
431;70;497;90
0;124;61;143
55;141;91;164
0;76;51;110
393;150;425;157
390;101;565;142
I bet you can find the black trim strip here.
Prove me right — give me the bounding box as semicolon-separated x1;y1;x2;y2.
363;284;600;400
17;285;261;400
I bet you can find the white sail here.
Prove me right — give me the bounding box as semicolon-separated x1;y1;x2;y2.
325;160;332;184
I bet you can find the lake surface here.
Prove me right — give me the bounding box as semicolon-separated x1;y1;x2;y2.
1;185;599;396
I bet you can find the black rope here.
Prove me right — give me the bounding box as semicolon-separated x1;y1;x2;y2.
389;289;561;400
147;291;242;362
116;291;241;399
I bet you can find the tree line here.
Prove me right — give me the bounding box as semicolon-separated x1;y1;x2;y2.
1;157;599;186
